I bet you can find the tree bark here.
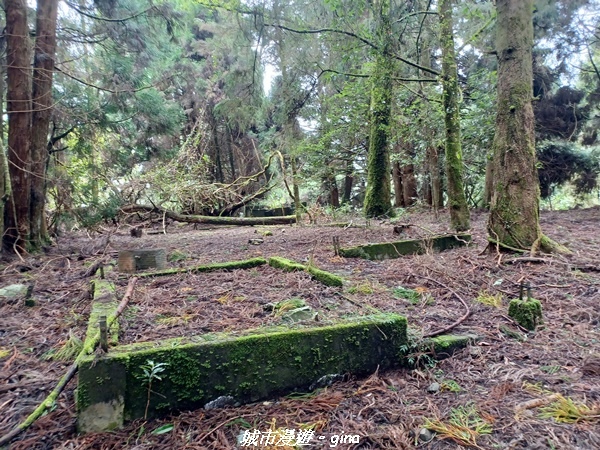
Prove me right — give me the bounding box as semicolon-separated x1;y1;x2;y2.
427;146;443;209
487;0;542;249
439;0;470;231
342;159;353;205
364;0;393;218
401;164;417;206
4;0;32;251
392;161;404;207
30;0;59;249
483;154;493;208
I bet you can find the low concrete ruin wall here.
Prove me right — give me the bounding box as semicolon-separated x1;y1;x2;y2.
77;314;407;432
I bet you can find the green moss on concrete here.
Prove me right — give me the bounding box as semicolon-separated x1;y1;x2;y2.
84;278;119;351
508;298;543;330
339;234;471;260
306;266;343;287
137;257;267;278
77;314;406;425
397;334;481;368
268;257;344;287
268;256;305;271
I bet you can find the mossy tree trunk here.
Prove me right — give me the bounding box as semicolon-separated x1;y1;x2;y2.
487;0;542;249
364;0;393;218
30;0;59;250
439;0;470;231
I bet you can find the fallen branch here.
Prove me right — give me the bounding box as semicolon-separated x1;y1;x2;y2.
0;277;137;446
121;204;297;226
412;273;471;338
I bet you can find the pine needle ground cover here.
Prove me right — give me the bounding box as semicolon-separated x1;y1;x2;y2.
0;208;599;449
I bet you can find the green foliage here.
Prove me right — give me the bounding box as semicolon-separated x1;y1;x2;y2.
475;290;503;308
392;286;421;305
423;403;492;448
537;141;600;199
136;359;169;420
440;379;462;393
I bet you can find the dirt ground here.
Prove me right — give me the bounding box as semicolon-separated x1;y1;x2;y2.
1;207;599;449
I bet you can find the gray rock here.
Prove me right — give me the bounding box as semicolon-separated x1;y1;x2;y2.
0;284;28;299
469;346;482;357
419;428;435;443
0;284;30;305
427;382;440;394
310;374;344;390
204;395;236;410
281;306;317;323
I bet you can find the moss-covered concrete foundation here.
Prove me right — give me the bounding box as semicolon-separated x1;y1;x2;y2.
339;234;471;260
85;279;119;349
118;249;167;272
137;257;267;278
268;256;344;286
77;314;407;432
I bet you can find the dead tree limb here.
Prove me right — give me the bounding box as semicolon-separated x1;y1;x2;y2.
121;204;297;225
0;277;138;446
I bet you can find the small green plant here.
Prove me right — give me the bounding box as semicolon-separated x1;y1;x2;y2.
423;403;493;448
137;360;169;419
273;298;306;316
441;379;463;393
540;365;561;375
538;395;600;424
392;286;421;305
347;282;374;295
45;330;83;361
475;290;503;308
168;249;188;262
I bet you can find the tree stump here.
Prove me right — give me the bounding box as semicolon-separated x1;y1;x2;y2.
118;249;167;273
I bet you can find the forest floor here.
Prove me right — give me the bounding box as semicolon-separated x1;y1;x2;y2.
1;207;599;450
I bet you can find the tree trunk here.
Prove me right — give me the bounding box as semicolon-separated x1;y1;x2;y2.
427;146;443;210
291;156;302;223
342;159;353;205
392;161;404;207
0;42;6;248
326;170;340;207
226;125;236;180
4;0;32;251
30;0;59;249
483;154;493;208
487;0;542;250
364;0;393;218
401;163;417;207
439;0;470;231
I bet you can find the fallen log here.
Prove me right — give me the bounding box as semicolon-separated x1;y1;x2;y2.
0;277;138;447
121;204;297;226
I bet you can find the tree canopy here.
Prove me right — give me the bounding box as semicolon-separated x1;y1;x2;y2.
1;0;599;252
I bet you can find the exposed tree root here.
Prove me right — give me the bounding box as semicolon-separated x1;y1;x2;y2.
531;234;572;256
